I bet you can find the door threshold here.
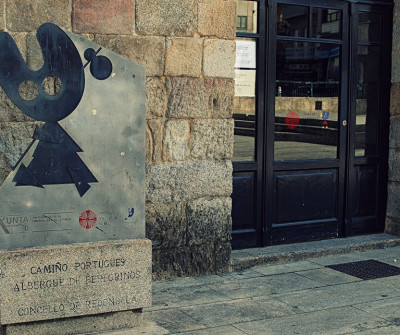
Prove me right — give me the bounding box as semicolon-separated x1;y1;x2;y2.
231;233;400;271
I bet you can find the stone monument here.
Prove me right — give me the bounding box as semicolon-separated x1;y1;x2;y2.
0;23;151;335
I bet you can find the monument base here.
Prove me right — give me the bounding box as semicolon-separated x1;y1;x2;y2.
3;310;143;335
0;239;152;335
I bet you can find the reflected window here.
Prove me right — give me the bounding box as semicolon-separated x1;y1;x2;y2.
277;4;308;37
312;8;342;40
235;0;258;33
274;41;340;161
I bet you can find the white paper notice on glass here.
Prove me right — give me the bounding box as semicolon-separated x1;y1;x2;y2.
235;69;256;97
235;40;256;69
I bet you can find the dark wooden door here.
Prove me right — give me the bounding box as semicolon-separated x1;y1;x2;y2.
232;0;392;248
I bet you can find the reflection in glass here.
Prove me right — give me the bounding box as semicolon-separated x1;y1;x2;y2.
234;38;257;162
274;41;340;161
277;4;308;37
355;45;380;157
235;0;258;33
312;8;342;40
358;12;382;43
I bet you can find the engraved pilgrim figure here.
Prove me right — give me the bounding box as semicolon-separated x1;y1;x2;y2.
0;22;112;197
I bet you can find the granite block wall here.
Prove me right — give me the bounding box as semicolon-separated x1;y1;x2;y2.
387;0;400;236
0;0;236;280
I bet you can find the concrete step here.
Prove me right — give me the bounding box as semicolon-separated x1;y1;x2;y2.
231;233;400;271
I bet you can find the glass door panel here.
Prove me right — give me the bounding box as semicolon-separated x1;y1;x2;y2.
274;41;341;161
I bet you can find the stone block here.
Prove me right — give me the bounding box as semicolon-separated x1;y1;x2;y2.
147;119;164;162
146;160;233;203
146;202;186;249
386;182;400;218
72;0;134;34
208;78;234;119
389;115;400;148
390;83;400;115
392;50;400;83
136;0;197;36
5;310;142;335
0;0;4;31
95;35;165;76
385;216;400;236
26;32;44;71
214;242;232;273
203;39;235;78
393;13;400;52
0;239;152;325
165;38;203;77
163;120;190;161
186;198;232;246
6;0;71;31
152;244;215;280
146;77;167;119
0;122;38;185
166;77;233;119
198;1;236;39
388;149;400;182
0;89;33;122
166;77;210;119
190;119;234;160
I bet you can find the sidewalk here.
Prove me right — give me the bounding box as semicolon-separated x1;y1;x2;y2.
102;235;400;335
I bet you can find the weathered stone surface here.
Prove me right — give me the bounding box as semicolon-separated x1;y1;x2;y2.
0;122;37;183
0;88;33;122
146;125;153;163
166;77;209;119
208;78;234;119
166;77;234;119
152;244;215;280
214;242;232;273
203;39;235;78
146;202;186;249
6;0;71;31
146;160;232;203
390;83;400;116
72;0;134;34
136;0;197;36
5;310;143;335
198;1;236;39
385;216;400;236
389;115;400;148
0;0;4;31
393;13;400;52
389;149;400;181
392;50;400;83
147;119;164;162
163;120;190;161
186;198;232;246
165;38;203;77
386;182;400;218
26;32;45;71
0;239;152;324
190;119;234;160
95;35;165;76
146;77;167;119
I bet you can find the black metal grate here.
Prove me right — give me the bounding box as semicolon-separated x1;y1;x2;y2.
326;260;400;280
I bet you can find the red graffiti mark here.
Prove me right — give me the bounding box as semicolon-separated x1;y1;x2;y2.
79;210;97;229
285;111;300;129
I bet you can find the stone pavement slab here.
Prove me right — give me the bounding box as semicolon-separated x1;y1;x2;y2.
233;306;390;335
58;238;400;334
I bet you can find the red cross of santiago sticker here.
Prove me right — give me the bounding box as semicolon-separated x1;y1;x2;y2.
79;210;97;229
